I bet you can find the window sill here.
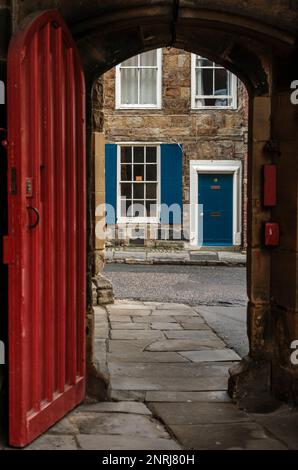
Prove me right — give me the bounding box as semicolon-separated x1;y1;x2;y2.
190;106;238;111
117;218;159;224
116;105;162;110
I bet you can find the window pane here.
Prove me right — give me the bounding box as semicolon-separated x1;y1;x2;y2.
140;50;157;66
146;201;157;217
146;147;157;163
121;164;132;181
202;98;217;107
122;56;138;67
146;183;157;199
146;165;157;181
121;199;133;217
134;147;145;163
140;69;157;105
215;68;229;95
121;68;138;105
133;183;145;199
121;183;132;198
196;68;213;96
214;97;230;107
134;165;145;181
196;56;213;67
201;68;213;95
133;202;145;218
195;98;205;107
121;146;132;163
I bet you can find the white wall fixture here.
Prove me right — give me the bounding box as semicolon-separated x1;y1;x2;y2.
0;81;5;105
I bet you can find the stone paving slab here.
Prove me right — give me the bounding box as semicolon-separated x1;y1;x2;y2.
108;352;188;363
149;402;250;425
169;423;287;450
108;309;152;316
147;252;187;260
109;315;132;322
154;303;193;310
110;390;146;402
111;330;164;340
110;376;229;392
180;349;241;362
179;318;206;326
109;362;232;378
151;309;195;316
132;315;178;323
77;435;182;450
251;407;298;450
174;314;201;321
26;435;78;450
146;338;226;351
111;322;150;330
179;322;210;330
145;391;231;403
108;340;154;353
107;303;147;311
150;322;183;330
114;251;147;260
70;412;169;438
77;401;152;415
47;417;79;435
164;330;221;340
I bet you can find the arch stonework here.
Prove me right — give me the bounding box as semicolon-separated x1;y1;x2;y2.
1;0;298;408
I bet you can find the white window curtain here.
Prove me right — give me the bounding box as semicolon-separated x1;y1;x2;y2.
118;50;161;107
193;55;237;108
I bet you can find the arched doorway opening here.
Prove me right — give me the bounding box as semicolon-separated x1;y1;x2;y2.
74;3;298;412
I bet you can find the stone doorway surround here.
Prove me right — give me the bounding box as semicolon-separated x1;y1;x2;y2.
189;160;242;247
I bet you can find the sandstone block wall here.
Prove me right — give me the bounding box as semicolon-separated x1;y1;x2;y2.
100;47;248;248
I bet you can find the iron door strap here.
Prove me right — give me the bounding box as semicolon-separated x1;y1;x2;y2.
27;206;40;229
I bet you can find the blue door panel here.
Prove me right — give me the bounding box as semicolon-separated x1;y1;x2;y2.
160;144;183;224
199;174;233;246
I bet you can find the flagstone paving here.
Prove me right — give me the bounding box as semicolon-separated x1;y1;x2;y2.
3;300;296;451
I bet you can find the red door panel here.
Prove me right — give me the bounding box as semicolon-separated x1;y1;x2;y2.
6;10;86;447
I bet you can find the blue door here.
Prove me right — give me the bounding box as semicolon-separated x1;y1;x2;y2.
199;174;233;246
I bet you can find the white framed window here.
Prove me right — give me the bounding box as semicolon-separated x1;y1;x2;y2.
116;50;162;109
191;54;237;109
117;144;161;222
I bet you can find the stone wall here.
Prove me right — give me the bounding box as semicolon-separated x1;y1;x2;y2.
101;47;248;248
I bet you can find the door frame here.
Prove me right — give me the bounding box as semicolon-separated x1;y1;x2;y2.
189;160;242;247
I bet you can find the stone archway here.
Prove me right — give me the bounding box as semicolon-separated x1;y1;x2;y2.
9;0;298;409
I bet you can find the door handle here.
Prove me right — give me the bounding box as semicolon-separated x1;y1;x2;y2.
27;206;40;229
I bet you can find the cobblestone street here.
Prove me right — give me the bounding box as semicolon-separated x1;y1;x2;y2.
23;301;296;451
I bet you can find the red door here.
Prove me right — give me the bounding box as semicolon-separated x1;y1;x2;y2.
4;10;86;447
